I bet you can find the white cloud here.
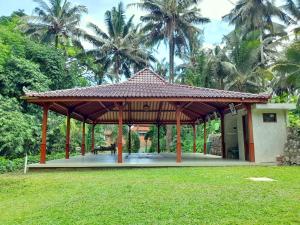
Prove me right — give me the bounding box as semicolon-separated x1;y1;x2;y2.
198;0;237;20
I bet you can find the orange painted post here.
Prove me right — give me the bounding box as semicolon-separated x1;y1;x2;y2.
157;124;161;154
91;124;95;153
65;110;71;159
81;120;85;156
40;104;50;164
118;105;123;163
246;104;255;162
203;121;207;154
176;107;182;163
220;112;226;158
193;124;196;153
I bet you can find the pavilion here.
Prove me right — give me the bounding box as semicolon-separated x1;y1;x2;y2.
23;68;270;164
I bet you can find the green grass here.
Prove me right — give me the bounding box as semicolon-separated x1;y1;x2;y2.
0;167;299;225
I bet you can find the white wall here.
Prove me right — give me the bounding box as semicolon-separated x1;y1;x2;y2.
224;113;238;153
224;109;247;160
224;106;289;163
252;108;288;163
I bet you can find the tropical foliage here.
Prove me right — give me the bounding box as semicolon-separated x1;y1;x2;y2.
0;0;299;169
84;2;154;82
24;0;87;48
129;0;210;82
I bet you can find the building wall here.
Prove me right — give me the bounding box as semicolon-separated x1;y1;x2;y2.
236;109;247;160
224;106;288;163
224;113;238;155
225;109;246;160
252;108;288;163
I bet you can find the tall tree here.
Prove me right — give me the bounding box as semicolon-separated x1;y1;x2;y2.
223;0;292;65
271;40;300;94
84;2;154;82
130;0;210;83
130;0;209;152
283;0;300;37
24;0;87;48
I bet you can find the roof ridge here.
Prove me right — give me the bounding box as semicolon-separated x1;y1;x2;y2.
125;68;167;84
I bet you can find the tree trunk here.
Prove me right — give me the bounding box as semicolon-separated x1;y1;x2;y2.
55;35;59;48
169;36;175;83
166;36;175;152
260;28;264;66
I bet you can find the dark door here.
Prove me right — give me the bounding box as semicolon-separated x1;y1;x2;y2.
242;115;249;161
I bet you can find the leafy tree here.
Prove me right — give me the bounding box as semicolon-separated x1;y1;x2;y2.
223;0;293;65
222;30;271;92
84;2;154;82
283;0;300;37
179;50;209;87
0;96;39;158
1;56;50;98
130;0;209;151
271;40;300;94
24;0;87;48
130;0;210;83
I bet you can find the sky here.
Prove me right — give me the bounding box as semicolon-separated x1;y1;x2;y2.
0;0;237;47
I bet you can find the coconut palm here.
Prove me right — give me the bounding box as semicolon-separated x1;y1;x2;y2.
283;0;300;37
24;0;87;48
283;0;300;20
129;0;210;83
225;30;274;92
84;2;154;82
271;40;300;94
223;0;293;65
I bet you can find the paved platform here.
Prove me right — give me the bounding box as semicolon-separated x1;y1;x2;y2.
27;153;256;170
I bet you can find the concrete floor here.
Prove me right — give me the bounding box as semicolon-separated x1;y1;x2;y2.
27;152;256;169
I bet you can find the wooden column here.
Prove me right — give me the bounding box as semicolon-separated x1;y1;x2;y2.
40;104;50;164
176;107;182;163
91;124;95;153
203;121;207;154
220;112;226;159
65;110;71;159
128;125;131;155
246;105;255;162
81;120;85;156
157;124;161;154
192;124;196;153
117;105;123;163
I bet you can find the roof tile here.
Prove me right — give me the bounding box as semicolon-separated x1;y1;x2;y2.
25;68;270;100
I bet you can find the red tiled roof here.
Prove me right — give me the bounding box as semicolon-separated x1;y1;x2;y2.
24;68;270;100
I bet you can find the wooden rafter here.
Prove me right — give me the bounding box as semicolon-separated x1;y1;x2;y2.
53;102;87;122
168;102;195;120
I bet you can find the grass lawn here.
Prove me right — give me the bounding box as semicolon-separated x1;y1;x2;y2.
0;166;299;225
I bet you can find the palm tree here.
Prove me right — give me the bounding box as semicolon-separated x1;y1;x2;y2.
283;0;300;37
25;0;87;48
223;0;293;65
84;2;154;82
129;0;209;152
129;0;210;83
284;0;300;20
271;40;300;94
